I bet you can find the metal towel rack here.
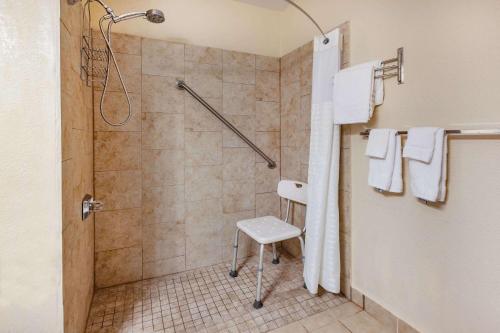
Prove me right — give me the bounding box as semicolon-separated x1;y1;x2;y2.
360;128;500;137
176;80;277;169
375;47;404;84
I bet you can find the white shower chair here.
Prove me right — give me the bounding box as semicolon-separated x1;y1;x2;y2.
229;180;307;309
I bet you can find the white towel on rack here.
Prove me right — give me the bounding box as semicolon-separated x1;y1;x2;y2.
366;129;403;192
406;128;448;202
333;61;384;125
403;127;438;163
365;128;390;158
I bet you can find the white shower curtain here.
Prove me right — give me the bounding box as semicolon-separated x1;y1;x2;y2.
304;29;342;294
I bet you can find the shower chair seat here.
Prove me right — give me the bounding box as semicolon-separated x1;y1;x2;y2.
229;180;308;309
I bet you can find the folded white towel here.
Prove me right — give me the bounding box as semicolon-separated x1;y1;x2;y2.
403;127;438;163
366;129;403;193
407;129;448;202
365;129;390;158
333;61;384;125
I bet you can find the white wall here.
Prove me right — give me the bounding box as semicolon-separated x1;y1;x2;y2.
90;0;282;56
0;1;63;332
280;0;500;332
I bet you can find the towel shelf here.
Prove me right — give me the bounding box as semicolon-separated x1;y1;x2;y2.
360;128;500;137
374;47;404;84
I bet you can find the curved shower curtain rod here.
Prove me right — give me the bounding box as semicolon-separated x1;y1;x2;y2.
284;0;330;44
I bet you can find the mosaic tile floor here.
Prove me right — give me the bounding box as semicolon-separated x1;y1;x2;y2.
86;251;349;333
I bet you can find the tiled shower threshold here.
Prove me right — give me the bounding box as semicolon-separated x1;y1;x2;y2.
85;251;385;333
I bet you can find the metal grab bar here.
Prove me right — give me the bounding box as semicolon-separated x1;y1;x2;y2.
176;80;277;169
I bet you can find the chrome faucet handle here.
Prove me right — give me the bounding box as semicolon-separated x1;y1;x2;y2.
82;194;104;220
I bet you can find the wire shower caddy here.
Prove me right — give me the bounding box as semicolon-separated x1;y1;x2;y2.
80;0;108;87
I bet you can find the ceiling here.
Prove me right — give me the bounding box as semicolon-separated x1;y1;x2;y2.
234;0;289;11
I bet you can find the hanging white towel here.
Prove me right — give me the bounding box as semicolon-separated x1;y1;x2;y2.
403;127;438;163
406;128;448;202
304;29;342;295
366;129;403;193
333;61;384;125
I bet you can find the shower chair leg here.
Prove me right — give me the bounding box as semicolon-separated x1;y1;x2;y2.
272;243;279;264
254;243;265;309
229;229;240;278
298;236;307;289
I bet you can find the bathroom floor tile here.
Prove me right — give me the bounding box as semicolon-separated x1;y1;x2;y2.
86;251;349;333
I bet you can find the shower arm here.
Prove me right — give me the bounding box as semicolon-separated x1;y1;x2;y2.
284;0;330;44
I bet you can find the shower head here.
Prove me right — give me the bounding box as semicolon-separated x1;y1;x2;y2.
145;9;165;23
113;9;165;24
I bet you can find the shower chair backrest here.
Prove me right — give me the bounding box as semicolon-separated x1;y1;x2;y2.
277;180;308;206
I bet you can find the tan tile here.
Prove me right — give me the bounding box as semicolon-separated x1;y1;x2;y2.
95;170;141;211
282;147;301;180
222;83;255;115
223;50;255;84
255;131;280;163
93;32;141;55
256;70;279;102
222;115;255;148
142;113;184;149
95;246;142;288
339;190;351;235
256;162;280;194
94;132;140;171
185;45;222;65
61;92;73;161
340;311;387;333
142;38;184;77
269;322;306;333
142;149;184;188
364;297;397;332
351;288;365;308
281;81;300;115
341;125;352;149
301;94;312;130
327;302;363;320
281;48;301;85
185;165;223;202
61;160;75;231
397;319;420;333
256;55;279;72
340;148;351;192
60;0;82;35
300;311;337;331
185;199;223;269
61;22;81;75
256;192;280;217
94;53;141;93
221;211;255;260
256;101;280;132
341;277;352;299
143;221;186;262
185;131;222;166
185;97;223;131
310;322;350;333
223;180;255;213
185;61;223;98
300;42;313;96
142;185;185;224
93;91;141;132
143;256;186;279
340;232;351;279
142;75;185;114
95;209;142;252
223;148;255;181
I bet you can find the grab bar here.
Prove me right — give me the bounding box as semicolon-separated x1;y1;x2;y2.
176;80;277;169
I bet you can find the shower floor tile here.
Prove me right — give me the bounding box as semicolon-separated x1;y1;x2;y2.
86;251;349;333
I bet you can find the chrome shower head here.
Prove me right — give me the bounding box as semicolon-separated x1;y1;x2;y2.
145;9;165;24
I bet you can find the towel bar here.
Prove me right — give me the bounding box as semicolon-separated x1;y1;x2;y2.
374;47;404;84
360;128;500;137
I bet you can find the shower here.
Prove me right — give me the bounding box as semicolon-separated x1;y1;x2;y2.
81;0;165;126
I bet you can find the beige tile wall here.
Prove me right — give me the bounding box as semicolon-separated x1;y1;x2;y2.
279;22;352;297
93;34;281;287
60;1;95;332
